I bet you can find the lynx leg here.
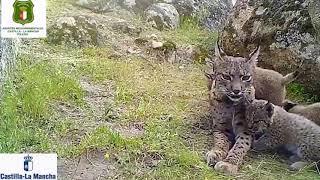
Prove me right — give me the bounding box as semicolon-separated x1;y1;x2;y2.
289;161;309;171
214;132;252;174
289;154;301;163
289;145;313;171
253;133;279;151
206;131;231;166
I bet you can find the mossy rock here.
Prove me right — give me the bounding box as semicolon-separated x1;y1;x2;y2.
47;16;99;47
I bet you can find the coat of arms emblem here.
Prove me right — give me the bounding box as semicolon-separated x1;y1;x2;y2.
13;0;34;25
23;155;33;171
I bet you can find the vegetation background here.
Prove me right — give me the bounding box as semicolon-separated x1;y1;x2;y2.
0;0;318;179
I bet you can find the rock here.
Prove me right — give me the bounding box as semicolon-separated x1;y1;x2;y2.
193;0;233;30
122;0;136;9
75;0;117;13
151;41;163;49
172;0;197;16
175;44;202;63
48;16;99;47
127;47;141;54
148;34;158;40
145;3;180;30
132;0;156;13
309;0;320;40
172;0;199;16
170;0;233;30
166;44;203;63
134;37;149;46
111;21;142;36
152;41;202;63
219;0;320;96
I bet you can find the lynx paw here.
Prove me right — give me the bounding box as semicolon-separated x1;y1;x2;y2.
206;149;226;166
252;140;268;151
289;161;309;171
214;161;238;175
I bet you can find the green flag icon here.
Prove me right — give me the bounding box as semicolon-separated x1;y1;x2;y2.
13;0;34;25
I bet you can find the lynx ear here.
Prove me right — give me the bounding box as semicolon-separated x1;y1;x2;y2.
204;72;212;79
215;41;226;60
283;100;298;111
204;72;215;80
265;101;274;118
248;46;260;64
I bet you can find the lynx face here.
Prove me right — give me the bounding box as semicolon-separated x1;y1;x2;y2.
246;100;274;135
212;43;260;103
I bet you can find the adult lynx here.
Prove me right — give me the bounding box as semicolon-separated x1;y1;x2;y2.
206;42;259;174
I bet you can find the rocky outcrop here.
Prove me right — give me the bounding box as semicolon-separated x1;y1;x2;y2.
145;3;180;30
75;0;118;12
172;0;233;30
309;0;320;40
171;0;197;16
219;0;320;96
48;16;99;47
74;0;233;30
121;0;136;9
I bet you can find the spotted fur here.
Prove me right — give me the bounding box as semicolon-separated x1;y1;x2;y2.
205;42;259;174
246;99;320;171
207;67;299;106
283;100;320;126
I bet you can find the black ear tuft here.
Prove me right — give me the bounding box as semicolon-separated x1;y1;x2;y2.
215;41;226;60
283;100;298;111
204;72;212;79
249;46;260;63
204;71;215;80
265;101;274;118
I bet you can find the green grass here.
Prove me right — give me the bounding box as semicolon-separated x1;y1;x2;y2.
160;17;218;63
163;17;217;46
0;0;318;178
287;83;319;103
74;53;319;179
1;47;319;179
0;57;84;152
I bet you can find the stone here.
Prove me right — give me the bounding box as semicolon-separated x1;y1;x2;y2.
219;0;320;96
172;0;197;16
171;0;233;30
122;0;136;9
48;16;99;47
75;0;118;13
111;20;142;36
145;3;180;30
127;47;141;54
309;0;320;40
174;44;202;63
132;0;156;13
151;41;163;49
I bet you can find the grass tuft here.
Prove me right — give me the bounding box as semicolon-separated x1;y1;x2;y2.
287;83;319;103
0;56;84;152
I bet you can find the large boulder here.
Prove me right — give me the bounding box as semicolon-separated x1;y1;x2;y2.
145;3;180;30
309;0;320;40
121;0;136;9
172;0;233;30
219;0;320;96
75;0;118;12
171;0;197;16
48;16;99;47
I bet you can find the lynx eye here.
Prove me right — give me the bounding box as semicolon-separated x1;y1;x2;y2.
241;75;251;81
221;74;232;81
